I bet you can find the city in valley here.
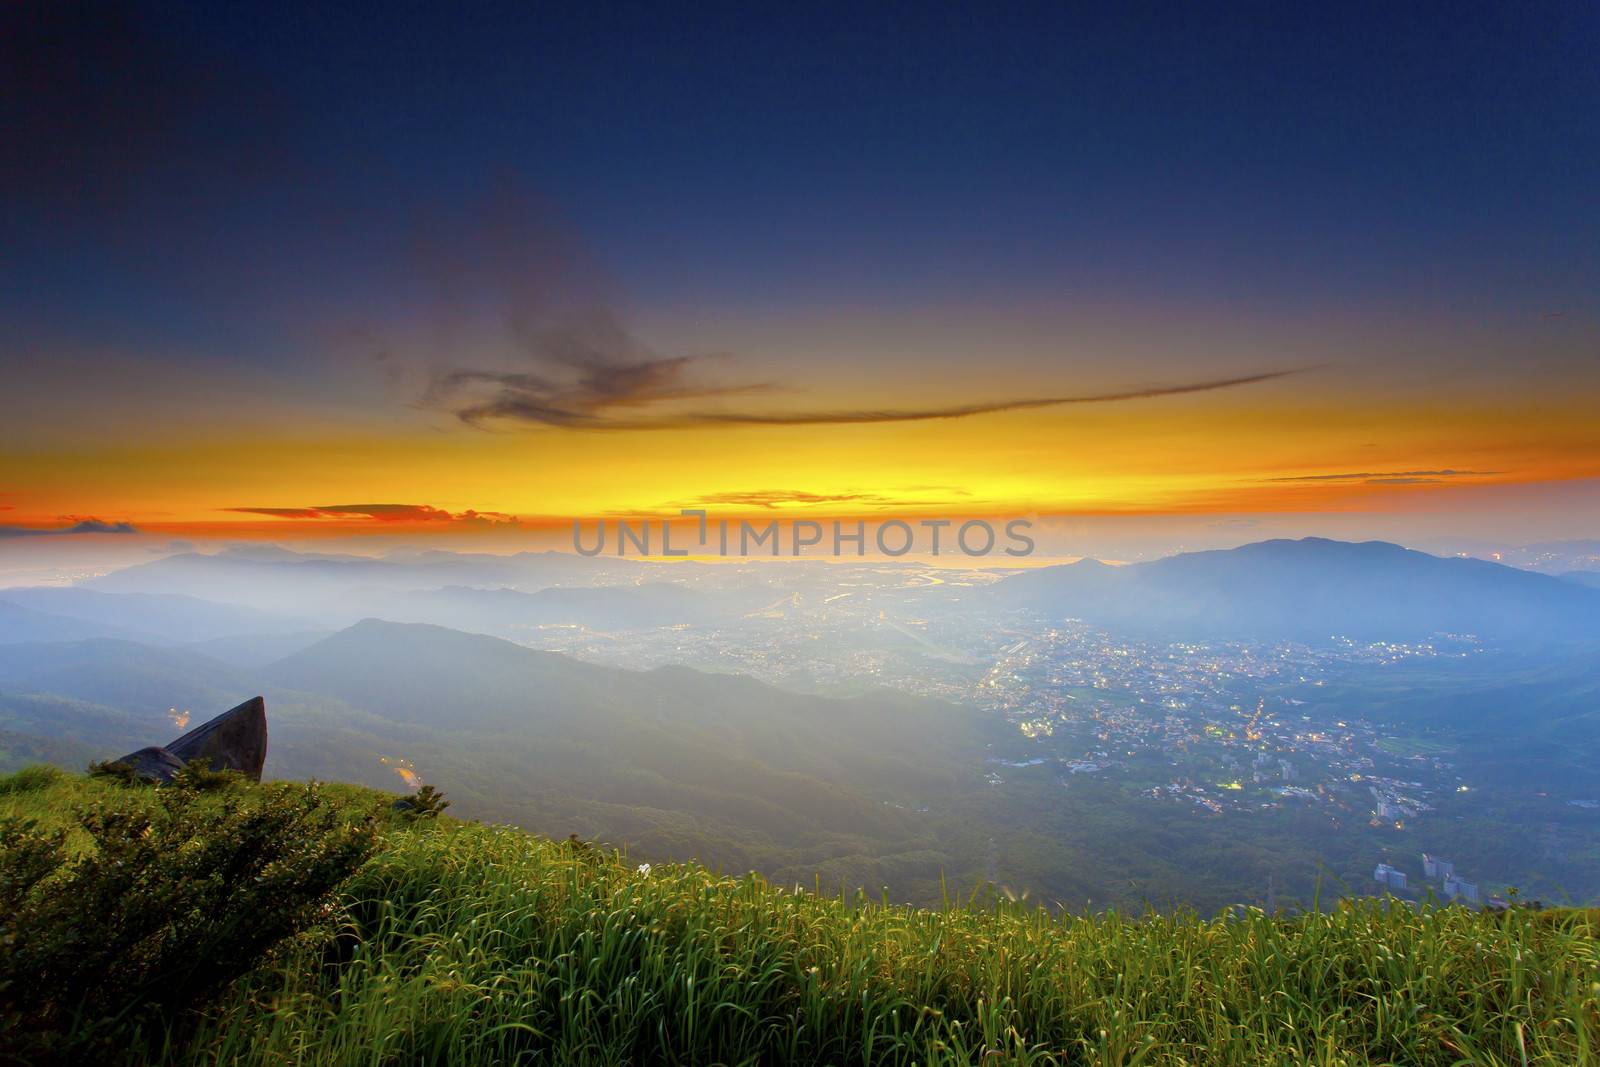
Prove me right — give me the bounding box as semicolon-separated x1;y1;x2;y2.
505;561;1582;908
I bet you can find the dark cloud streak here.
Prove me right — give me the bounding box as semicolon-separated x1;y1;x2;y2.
440;368;1309;431
671;490;894;510
412;184;1311;433
1268;469;1501;483
0;518;139;538
224;504;518;525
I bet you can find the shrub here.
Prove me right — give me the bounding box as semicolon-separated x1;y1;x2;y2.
170;756;242;792
85;759;149;786
0;764;63;796
0;781;376;1059
397;782;450;820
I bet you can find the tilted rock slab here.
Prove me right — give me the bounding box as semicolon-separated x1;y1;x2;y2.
114;696;268;782
115;745;187;782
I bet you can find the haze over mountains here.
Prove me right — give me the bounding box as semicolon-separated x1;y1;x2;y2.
0;600;137;644
9;535;1595;649
4;536;1597;720
1562;571;1600;591
84;547;622;615
0;586;315;643
0;617;996;896
343;584;778;637
2;535;1598;907
994;538;1600;642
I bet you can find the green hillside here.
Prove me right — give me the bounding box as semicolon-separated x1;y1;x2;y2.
3;768;1595;1065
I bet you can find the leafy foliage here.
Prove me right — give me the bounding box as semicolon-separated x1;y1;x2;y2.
86;758;150;786
0;781;375;1059
396;782;449;820
169;757;242;792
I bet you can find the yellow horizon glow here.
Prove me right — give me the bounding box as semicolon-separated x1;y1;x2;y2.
5;383;1599;537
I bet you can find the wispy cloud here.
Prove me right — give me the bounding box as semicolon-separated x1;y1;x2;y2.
387;186;779;429
1365;477;1444;485
1268;469;1501;485
406;183;1311;433
427;315;776;429
680;490;889;509
438;368;1308;431
0;517;140;538
224;504;518;526
666;486;983;510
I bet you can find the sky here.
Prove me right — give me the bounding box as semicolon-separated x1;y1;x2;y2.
3;1;1598;557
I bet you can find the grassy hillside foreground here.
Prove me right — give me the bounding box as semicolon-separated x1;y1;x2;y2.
2;769;1597;1065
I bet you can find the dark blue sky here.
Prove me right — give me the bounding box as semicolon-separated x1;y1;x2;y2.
6;0;1597;356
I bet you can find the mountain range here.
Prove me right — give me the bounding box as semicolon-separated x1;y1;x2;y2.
83;547;621;614
991;537;1600;642
3;536;1598;906
0;618;997;897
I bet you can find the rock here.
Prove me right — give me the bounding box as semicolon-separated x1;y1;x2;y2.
107;696;269;784
112;745;187;783
167;696;268;780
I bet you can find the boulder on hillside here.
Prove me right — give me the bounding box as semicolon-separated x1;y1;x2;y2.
112;696;268;783
114;745;187;782
167;696;268;779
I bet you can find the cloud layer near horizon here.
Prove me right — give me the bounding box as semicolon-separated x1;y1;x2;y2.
0;518;140;538
224;504;518;526
1267;469;1502;485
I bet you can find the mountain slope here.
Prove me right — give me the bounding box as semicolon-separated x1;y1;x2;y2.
0;620;998;897
1560;570;1600;591
0;639;252;715
0;586;310;643
0;601;143;644
263;618;981;780
993;538;1600;642
85;547;618;613
340;582;774;636
259;620;994;882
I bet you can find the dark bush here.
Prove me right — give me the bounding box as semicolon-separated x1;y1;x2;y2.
399;782;450;820
85;759;149;786
0;782;375;1059
169;757;242;792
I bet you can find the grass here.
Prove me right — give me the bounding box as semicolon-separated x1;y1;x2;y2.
5;767;1599;1065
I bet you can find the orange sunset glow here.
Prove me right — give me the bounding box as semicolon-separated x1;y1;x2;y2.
6;370;1598;547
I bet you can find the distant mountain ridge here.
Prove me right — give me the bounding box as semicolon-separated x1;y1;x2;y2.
1560;571;1600;591
0;586;311;644
261;618;977;764
83;548;618;614
992;537;1600;642
341;582;775;636
0;616;996;891
0;601;139;644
